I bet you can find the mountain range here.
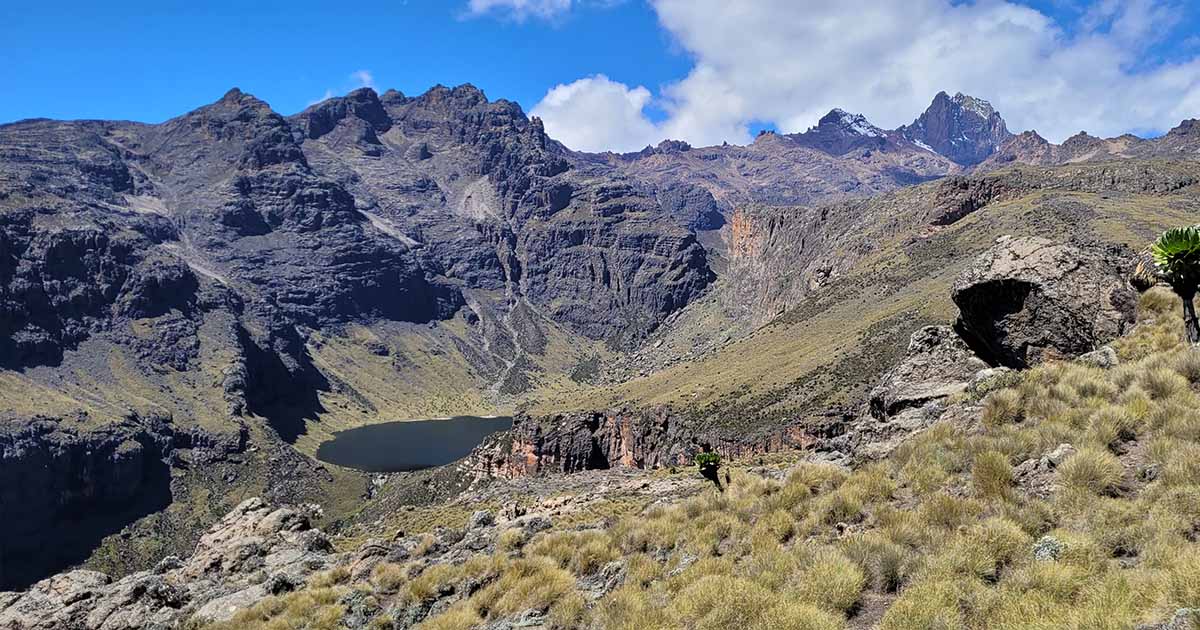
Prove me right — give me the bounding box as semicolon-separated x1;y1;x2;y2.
1;81;1199;598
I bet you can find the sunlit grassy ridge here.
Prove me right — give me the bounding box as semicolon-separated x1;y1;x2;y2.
197;288;1200;628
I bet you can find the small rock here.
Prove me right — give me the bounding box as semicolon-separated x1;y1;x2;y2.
1045;444;1076;467
1032;535;1066;561
469;510;495;530
1078;345;1119;369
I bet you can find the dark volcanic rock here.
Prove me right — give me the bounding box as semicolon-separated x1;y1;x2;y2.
952;235;1137;368
790;108;889;156
294;84;715;346
900;92;1012;166
0;415;245;590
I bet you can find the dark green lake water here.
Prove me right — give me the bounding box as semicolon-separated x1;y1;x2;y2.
315;416;512;472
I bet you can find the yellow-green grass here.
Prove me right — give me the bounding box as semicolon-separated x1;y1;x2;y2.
197;288;1200;629
533;185;1196;423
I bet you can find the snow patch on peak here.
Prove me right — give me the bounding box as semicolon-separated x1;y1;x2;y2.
819;108;883;137
952;93;996;119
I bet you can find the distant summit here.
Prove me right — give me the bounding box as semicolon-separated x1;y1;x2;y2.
815;108;885;138
899;91;1013;166
788;108;889;155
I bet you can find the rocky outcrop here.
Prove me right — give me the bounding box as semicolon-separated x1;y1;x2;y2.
466;408;821;479
952;236;1137;368
0;416;246;591
0;498;338;629
0;496;575;630
868;326;988;421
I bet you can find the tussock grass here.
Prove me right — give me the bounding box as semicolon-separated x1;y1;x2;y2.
197;292;1200;629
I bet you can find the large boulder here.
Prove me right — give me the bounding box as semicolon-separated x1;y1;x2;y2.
952;236;1136;368
869;325;988;420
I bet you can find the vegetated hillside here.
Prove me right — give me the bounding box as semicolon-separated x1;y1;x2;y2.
531;160;1200;435
265;291;1200;630
19;286;1198;629
3;79;1200;597
0;86;1038;590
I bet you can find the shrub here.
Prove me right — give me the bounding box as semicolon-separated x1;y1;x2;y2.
972;450;1014;500
592;586;669;630
669;575;776;630
369;562;406;593
1141;367;1191;400
1058;447;1123;494
880;580;966;630
1085;405;1138;451
983;389;1025;427
1174;349;1200;384
810;488;865;527
1162;442;1200;488
751;509;795;545
751;601;842;630
1140;286;1180;317
1061;365;1118;402
308;566;350;588
793;548;867;613
528;530;617;575
917;493;982;532
474;558;575;619
413;604;483;630
405;564;460;604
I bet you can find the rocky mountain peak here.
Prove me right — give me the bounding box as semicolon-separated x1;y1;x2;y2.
787;108;888;156
1061;131;1103;152
1168;119;1200;137
297;87;391;141
414;83;490;112
951;92;997;119
658;139;692;153
816;108;885;137
900;91;1013;166
379;88;407;106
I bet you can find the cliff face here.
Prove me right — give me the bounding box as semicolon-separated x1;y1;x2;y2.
0;84;723;587
0;416;245;590
289;85;714;347
465;408;826;480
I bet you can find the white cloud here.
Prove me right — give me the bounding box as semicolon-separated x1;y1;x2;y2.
531;75;660;152
466;0;572;21
351;70;375;89
309;70;378;107
532;0;1200;150
307;89;336;107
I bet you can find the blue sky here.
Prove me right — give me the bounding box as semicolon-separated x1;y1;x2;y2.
0;0;682;123
3;1;1200;151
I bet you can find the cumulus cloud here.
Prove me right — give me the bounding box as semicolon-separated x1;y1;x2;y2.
532;0;1200;151
531;75;660;152
466;0;572;21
